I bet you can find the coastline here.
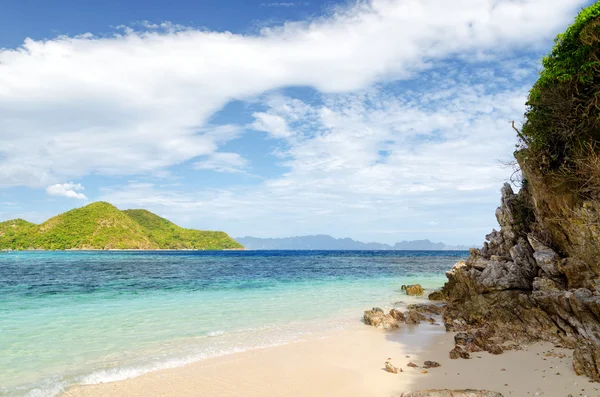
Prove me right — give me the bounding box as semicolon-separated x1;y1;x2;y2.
60;321;592;397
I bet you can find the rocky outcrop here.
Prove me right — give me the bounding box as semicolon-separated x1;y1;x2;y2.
400;390;503;397
408;303;444;316
402;284;424;296
364;305;442;328
437;183;600;380
363;308;399;330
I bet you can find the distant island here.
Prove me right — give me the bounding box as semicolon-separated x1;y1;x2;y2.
235;235;471;250
0;202;243;251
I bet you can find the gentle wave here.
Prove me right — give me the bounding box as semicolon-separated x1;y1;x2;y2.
0;250;460;397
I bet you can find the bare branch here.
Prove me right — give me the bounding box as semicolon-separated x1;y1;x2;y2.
511;120;530;145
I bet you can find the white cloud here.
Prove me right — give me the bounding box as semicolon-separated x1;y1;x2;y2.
0;0;586;187
99;64;532;244
46;182;88;200
194;152;248;173
252;112;292;138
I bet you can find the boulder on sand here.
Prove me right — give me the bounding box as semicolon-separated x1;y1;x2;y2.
363;308;399;330
385;361;401;373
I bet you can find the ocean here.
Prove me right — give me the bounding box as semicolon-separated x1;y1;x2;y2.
0;250;466;397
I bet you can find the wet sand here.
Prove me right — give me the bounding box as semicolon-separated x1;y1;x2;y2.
61;321;594;397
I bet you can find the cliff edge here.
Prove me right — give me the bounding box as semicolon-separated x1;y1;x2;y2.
434;3;600;380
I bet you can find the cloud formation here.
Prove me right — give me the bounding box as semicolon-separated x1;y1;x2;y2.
100;60;536;244
46;183;88;200
0;0;586;187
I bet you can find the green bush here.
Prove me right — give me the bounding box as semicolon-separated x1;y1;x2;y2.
521;2;600;181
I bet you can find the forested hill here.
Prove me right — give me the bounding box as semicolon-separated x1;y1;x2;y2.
0;202;243;250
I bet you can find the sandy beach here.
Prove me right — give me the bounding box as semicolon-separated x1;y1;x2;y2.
61;321;595;397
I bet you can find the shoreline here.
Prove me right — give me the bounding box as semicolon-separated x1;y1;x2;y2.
60;321;593;397
1;248;469;252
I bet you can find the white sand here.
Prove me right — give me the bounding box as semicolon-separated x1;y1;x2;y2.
61;322;596;397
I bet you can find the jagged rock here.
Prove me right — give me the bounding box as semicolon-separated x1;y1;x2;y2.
429;290;446;301
532;277;560;291
402;284;424;296
400;390;504;397
452;329;505;355
486;344;503;355
363;308;399;330
385;361;401;374
573;342;600;379
449;346;471;359
454;332;474;346
438;182;600;380
405;310;427;325
407;362;419;368
423;361;441;368
528;237;562;279
407;303;444;315
454;333;483;353
560;258;597;289
390;308;406;322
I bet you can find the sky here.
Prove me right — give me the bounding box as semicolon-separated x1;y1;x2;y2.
0;0;594;245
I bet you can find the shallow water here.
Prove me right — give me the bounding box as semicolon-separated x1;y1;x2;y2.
0;250;466;397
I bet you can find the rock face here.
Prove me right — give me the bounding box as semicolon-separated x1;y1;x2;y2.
402;284;424;296
400;390;503;397
436;183;600;380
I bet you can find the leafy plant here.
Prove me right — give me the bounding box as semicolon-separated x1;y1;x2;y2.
520;1;600;190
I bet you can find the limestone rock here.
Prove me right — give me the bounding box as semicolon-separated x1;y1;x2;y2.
363;308;399;330
404;310;427;325
385;361;401;374
532;277;560;291
390;308;406;322
402;284;424;296
449;346;471;359
423;361;441;368
486;344;503;355
407;303;444;315
454;333;482;353
560;258;597;289
438;182;600;380
400;390;504;397
528;237;562;279
428;289;446;301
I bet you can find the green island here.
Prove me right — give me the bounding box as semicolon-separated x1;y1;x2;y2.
0;202;243;251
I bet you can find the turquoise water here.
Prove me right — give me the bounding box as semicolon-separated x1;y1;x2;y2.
0;250;465;397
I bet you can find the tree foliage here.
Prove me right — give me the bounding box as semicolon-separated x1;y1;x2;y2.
520;1;600;191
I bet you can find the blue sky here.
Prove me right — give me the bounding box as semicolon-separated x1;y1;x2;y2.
0;0;594;245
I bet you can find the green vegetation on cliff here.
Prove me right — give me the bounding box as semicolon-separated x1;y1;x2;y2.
521;2;600;189
0;202;243;251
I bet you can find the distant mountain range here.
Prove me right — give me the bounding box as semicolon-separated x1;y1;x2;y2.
0;202;242;251
235;235;472;251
